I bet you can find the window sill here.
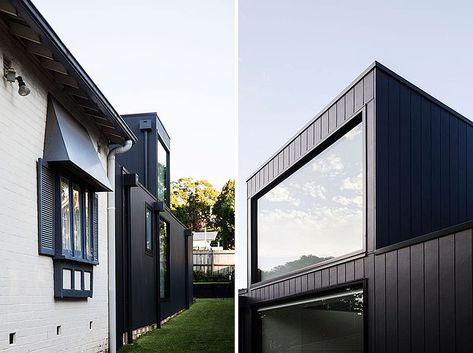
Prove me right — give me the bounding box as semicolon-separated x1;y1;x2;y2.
54;254;98;266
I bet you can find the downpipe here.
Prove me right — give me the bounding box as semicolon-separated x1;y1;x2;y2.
107;140;133;353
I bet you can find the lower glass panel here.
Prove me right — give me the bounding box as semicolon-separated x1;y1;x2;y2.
258;289;363;353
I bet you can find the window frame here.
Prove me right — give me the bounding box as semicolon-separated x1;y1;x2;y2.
145;204;154;256
157;136;170;206
159;217;170;300
250;112;367;285
55;170;97;265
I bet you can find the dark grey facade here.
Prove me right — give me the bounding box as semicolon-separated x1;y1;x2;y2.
115;113;193;349
240;62;473;352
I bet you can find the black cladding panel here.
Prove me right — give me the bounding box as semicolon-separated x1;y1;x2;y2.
375;67;473;248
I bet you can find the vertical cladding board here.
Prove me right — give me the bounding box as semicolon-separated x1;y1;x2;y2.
410;92;422;238
455;230;473;352
375;254;386;353
421;97;432;234
328;105;337;133
387;78;400;245
410;243;425;353
449;116;459;225
376;70;389;248
430;105;441;230
424;239;440;353
397;247;411;353
439;235;455;352
398;84;412;240
385;252;398;353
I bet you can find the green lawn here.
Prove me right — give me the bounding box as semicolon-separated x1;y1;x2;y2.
119;299;234;353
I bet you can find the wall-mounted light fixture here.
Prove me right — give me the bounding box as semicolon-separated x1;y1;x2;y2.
4;67;31;96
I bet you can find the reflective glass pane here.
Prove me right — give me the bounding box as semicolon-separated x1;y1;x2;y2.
84;272;91;291
259;290;364;353
85;191;92;258
146;208;153;252
257;124;363;281
160;219;169;298
72;185;82;254
62;269;72;290
60;178;71;251
74;270;82;290
157;140;168;201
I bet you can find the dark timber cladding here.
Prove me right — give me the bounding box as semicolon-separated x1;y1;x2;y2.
376;69;473;248
243;229;473;353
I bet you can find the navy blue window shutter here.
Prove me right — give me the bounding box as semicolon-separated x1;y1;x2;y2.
37;158;55;256
93;193;99;262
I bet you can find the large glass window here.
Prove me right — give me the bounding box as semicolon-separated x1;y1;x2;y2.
159;218;170;299
59;176;96;261
256;123;363;282
145;207;153;254
258;289;364;353
157;139;168;203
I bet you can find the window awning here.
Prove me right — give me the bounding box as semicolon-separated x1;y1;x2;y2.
43;98;112;191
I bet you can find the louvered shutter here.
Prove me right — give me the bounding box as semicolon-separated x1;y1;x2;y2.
37;158;55;256
93;193;99;262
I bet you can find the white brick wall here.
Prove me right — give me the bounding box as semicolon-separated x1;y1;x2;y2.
0;30;110;353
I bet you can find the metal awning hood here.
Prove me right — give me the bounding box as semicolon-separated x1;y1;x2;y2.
43;98;112;191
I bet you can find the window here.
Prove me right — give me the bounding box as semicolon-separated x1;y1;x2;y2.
255;122;364;282
159;218;170;299
57;175;97;262
157;139;169;203
145;207;153;254
257;289;364;352
38;159;100;298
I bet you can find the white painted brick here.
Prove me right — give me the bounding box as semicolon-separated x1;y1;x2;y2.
0;30;110;353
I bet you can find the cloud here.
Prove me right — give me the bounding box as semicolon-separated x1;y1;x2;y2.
303;182;327;200
312;154;344;176
341;172;363;192
264;185;300;206
332;195;363;207
257;205;363;271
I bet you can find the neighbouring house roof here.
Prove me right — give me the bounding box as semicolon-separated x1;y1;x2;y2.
193;231;218;242
1;0;137;144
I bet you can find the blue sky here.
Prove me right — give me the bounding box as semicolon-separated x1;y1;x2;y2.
33;0;235;190
237;0;473;288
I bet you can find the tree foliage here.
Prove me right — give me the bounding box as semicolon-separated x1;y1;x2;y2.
171;178;219;231
212;180;235;249
170;178;235;249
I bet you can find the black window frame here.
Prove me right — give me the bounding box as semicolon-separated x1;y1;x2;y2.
157;136;170;206
145;204;154;256
159;217;170;300
250;112;367;285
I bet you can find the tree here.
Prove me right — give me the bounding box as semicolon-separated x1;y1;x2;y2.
212;179;235;249
170;178;218;231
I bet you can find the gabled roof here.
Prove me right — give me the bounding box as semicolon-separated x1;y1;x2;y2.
1;0;136;144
